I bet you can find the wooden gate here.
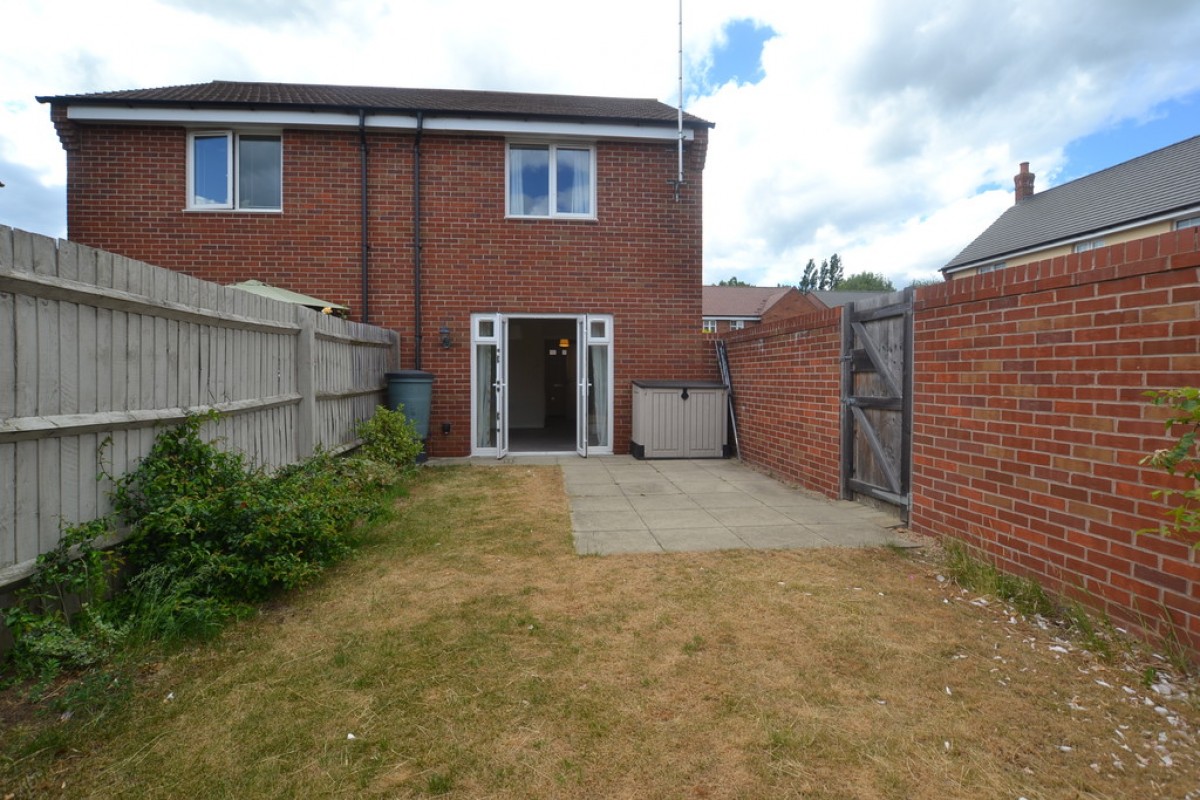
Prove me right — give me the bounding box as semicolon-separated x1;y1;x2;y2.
840;288;913;515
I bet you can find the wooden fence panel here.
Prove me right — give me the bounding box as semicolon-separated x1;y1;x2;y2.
0;225;400;589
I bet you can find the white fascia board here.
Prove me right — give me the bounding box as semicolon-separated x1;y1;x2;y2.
66;104;692;141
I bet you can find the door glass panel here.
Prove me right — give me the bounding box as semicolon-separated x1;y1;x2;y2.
587;343;609;447
475;343;496;448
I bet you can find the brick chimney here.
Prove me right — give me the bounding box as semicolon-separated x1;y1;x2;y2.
1014;161;1035;204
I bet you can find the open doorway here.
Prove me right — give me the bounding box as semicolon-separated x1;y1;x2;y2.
471;313;613;457
507;317;576;452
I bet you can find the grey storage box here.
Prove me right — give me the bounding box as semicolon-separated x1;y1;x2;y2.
630;380;730;459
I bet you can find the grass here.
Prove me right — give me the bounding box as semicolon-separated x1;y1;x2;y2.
3;464;1199;798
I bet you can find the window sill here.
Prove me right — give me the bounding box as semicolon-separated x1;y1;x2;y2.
505;214;598;223
183;207;284;214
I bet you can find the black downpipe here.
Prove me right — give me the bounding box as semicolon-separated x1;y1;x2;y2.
358;110;370;324
413;112;424;369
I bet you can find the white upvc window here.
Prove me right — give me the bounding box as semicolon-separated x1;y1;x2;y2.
977;261;1006;274
506;142;596;219
1175;216;1200;230
701;318;717;334
187;131;282;211
1072;238;1105;254
729;319;746;331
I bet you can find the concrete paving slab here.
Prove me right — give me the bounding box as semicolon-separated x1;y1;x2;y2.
619;481;683;496
691;493;768;510
707;505;794;528
653;527;749;552
566;482;625;498
733;525;829;549
669;479;741;495
626;493;703;512
575;530;663;555
639;508;725;531
571;510;647;532
569;496;637;512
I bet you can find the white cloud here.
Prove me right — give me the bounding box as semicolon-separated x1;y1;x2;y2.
3;0;1200;281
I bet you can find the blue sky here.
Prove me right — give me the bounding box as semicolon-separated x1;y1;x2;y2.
3;1;1200;286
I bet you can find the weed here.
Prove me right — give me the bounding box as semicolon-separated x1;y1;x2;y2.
682;634;706;655
1140;387;1200;540
942;541;1053;617
425;772;454;794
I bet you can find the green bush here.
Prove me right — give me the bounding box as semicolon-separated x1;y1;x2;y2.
3;519;124;679
4;407;415;684
356;405;424;470
1141;387;1200;540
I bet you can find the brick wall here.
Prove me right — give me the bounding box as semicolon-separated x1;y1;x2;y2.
723;228;1200;652
58;118;711;456
912;228;1200;649
722;309;843;497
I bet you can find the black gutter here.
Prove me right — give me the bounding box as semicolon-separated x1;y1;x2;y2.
358;109;370;324
414;111;424;370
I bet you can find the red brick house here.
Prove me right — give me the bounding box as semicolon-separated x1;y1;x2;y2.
38;81;714;457
700;286;821;333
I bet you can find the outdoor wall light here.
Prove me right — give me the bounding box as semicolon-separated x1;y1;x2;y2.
440;325;452;349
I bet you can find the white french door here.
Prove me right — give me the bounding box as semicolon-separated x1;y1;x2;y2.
471;313;612;457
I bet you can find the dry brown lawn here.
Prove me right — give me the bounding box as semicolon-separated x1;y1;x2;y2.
3;464;1199;799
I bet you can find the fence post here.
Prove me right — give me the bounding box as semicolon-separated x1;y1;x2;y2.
295;308;316;459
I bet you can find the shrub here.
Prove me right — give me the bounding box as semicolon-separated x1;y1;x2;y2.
356;405;424;471
3;519;124;679
1141;388;1200;540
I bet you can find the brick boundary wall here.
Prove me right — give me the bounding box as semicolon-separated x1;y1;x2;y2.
720;308;843;497
724;228;1200;653
912;228;1200;650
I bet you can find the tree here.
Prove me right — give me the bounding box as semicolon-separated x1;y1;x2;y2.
717;276;753;286
838;272;895;292
826;253;844;289
798;259;819;292
907;277;943;288
799;253;849;291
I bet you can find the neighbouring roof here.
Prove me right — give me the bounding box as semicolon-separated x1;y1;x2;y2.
37;80;714;129
943;134;1200;273
702;286;795;318
809;290;892;308
230;280;348;310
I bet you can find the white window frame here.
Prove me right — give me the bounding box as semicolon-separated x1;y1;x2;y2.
701;318;717;334
729;319;746;331
505;141;597;220
977;261;1006;274
1072;238;1105;254
186;130;283;212
1175;216;1200;230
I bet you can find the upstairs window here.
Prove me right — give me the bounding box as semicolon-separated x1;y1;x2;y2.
188;131;282;211
977;261;1006;274
730;319;746;331
1176;216;1200;230
507;143;595;218
701;319;717;334
1072;238;1104;254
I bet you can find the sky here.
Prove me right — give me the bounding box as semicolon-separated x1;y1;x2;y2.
3;0;1200;288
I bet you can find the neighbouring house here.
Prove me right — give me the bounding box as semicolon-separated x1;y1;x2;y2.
701;285;820;333
942;135;1200;278
38;81;714;457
